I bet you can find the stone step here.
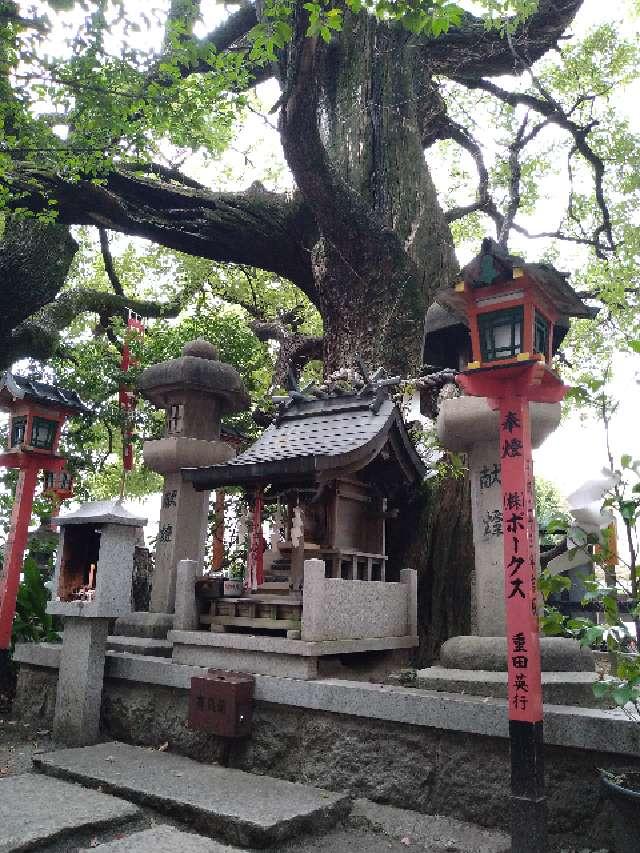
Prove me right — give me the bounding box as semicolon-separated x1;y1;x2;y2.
225;595;302;606
0;773;141;853
349;799;511;853
80;826;247;853
108;636;173;657
113;613;173;640
204;615;302;632
33;741;351;849
258;581;292;593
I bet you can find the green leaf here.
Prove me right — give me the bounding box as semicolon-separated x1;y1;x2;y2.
592;680;610;699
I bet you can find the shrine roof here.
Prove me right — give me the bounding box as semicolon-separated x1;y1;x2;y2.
0;371;90;415
54;500;147;527
183;393;426;491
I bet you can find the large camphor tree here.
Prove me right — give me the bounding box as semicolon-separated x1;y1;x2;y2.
1;0;634;659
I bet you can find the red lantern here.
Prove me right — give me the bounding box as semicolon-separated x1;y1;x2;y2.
43;467;74;501
0;372;88;650
436;239;596;853
438;238;594;378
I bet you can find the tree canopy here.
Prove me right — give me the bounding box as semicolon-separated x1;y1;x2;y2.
1;0;638;662
2;1;637;369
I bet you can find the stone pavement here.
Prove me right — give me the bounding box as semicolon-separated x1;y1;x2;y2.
33;741;351;848
0;730;610;853
79;826;247;853
0;774;140;853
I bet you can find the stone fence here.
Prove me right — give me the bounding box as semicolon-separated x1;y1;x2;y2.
301;560;417;642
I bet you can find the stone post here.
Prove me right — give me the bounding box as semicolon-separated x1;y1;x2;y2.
53;617;109;746
47;500;146;745
138;340;249;616
437;396;561;637
400;569;418;637
174;559;199;631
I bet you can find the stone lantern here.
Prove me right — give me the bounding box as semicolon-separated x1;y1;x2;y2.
138;340;249;617
47;500;147;745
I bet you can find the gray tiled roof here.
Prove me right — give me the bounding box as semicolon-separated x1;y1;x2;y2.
228;397;394;466
183;393;425;490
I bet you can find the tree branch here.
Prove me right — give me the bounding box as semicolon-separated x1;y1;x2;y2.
8;289;181;368
5;166;318;299
498;113;549;247
440;120;504;234
98;228;125;297
457;77;614;257
251;319;323;387
418;0;582;79
158;2;275;88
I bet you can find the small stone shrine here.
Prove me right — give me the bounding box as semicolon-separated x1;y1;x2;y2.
172;367;423;679
48;500;146;745
134;339;249;621
417;241;599;704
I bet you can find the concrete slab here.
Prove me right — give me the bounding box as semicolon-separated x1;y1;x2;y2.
0;773;140;853
79;826;246;853
108;637;173;657
33;741;351;848
350;798;511;853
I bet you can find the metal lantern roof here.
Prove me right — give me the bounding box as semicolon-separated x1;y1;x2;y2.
0;371;90;416
53;500;147;527
436;241;597;322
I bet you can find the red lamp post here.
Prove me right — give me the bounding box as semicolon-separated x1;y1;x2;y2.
0;372;88;651
438;239;595;853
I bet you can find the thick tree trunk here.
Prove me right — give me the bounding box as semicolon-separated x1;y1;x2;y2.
0;218;78;369
279;11;471;656
280;11;456;375
386;470;474;666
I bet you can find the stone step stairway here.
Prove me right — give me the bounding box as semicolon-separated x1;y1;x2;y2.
32;741;350;849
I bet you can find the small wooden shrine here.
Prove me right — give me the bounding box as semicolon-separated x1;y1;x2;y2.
183;369;425;637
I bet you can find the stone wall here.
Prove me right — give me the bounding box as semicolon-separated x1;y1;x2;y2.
15;663;634;851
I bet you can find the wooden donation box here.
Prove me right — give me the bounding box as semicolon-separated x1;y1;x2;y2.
188;669;254;738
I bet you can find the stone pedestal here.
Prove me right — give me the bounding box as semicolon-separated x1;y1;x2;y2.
437;396;561;636
417;636;600;707
53;617;109;745
427;395;598;705
150;469;211;614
